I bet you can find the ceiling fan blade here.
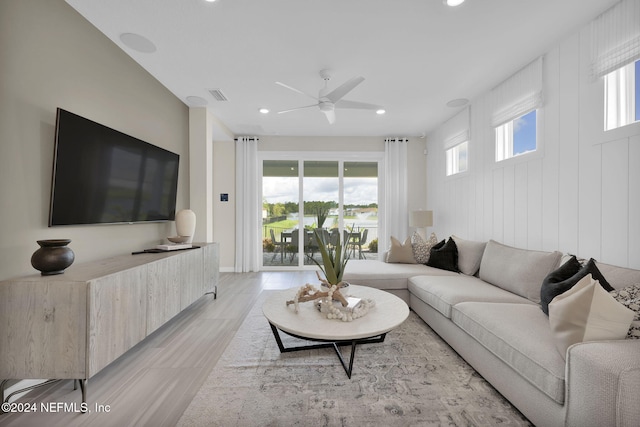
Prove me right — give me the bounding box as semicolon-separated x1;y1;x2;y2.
277;104;318;114
335;99;383;110
323;109;336;124
275;82;318;101
325;76;365;103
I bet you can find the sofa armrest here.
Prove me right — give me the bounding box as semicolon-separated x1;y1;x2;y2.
565;339;640;427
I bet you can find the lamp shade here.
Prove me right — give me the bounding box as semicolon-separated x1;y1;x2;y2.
410;210;433;228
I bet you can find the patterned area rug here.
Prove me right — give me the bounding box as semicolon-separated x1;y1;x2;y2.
178;292;532;427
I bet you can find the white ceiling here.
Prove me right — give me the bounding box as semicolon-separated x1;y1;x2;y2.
65;0;616;138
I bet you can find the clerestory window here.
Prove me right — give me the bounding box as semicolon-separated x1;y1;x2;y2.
446;141;468;176
604;59;640;131
495;109;537;162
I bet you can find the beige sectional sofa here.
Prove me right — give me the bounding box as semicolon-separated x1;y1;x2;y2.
342;239;640;427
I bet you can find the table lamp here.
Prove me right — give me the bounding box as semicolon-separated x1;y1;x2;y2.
409;210;433;239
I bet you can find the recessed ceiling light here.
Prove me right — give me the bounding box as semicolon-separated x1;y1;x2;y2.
186;96;208;106
205;0;217;2
376;109;386;115
446;98;469;108
119;33;156;53
259;108;270;114
444;0;465;6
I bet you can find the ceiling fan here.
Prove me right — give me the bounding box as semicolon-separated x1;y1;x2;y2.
275;69;384;124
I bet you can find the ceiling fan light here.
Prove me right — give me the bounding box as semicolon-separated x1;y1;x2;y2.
444;0;465;6
376;109;386;115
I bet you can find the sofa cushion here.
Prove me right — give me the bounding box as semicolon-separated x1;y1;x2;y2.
549;274;635;358
595;261;640;290
343;260;458;290
386;236;416;264
408;275;533;318
451;302;567;404
541;258;614;315
479;240;562;303
426;238;459;272
452;235;487;276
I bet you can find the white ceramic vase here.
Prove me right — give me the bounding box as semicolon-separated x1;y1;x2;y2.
175;209;196;243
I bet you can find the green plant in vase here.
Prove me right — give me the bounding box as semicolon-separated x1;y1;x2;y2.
286;228;353;308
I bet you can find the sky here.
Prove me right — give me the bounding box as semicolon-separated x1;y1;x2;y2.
263;177;378;206
513;109;537;155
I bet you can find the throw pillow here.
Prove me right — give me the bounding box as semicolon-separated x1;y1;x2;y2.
540;255;583;315
540;258;615;316
411;231;438;264
610;284;640;339
386;236;417;264
451;235;487;276
426;238;459;272
549;274;635;359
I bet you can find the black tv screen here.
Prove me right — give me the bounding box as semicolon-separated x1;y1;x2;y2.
49;108;179;226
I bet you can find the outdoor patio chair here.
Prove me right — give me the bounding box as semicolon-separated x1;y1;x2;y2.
269;228;286;263
348;228;368;259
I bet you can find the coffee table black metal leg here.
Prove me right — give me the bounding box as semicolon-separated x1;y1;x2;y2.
332;341;357;379
268;322;387;378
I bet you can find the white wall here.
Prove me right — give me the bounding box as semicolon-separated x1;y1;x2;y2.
212;136;427;271
427;27;640;269
0;0;189;280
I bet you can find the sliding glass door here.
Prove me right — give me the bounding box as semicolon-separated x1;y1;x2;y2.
343;161;378;260
262;160;299;267
261;154;381;269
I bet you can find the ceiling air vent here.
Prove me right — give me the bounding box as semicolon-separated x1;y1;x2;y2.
208;88;228;102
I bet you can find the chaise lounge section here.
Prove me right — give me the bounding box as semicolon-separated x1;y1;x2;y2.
343;238;640;427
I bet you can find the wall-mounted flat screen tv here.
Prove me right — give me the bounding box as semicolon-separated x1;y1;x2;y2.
49;108;180;226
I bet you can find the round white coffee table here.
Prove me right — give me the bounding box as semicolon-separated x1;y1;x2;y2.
262;284;409;378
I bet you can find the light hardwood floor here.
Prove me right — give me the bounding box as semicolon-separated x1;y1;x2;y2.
0;271;319;427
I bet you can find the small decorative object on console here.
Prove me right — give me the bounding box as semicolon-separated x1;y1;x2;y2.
30;239;75;275
175;209;196;243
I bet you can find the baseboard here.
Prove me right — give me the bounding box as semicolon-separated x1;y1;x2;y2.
220;267;235;272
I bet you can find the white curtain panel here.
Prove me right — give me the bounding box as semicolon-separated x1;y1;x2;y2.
235;137;260;272
384;138;409;250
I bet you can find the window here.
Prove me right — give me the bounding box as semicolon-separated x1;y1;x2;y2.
442;108;470;177
495;110;537;162
261;156;381;268
446;141;468;176
604;59;640;131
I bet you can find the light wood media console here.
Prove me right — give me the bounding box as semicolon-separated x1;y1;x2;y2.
0;242;219;405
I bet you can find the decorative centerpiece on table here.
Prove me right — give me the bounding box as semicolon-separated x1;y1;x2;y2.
286;228;374;321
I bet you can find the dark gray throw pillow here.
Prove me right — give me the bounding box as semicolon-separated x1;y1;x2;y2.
426;238;459;272
540;257;614;315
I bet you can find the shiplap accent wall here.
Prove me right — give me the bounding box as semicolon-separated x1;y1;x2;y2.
427;29;640;269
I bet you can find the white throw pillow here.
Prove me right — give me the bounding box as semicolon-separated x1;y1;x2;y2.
386;236;416;264
411;232;438;264
451;235;486;276
548;274;635;358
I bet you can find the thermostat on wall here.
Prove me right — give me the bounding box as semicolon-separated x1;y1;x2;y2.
220;193;229;202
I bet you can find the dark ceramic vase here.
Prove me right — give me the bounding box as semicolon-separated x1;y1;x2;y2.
31;239;75;275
